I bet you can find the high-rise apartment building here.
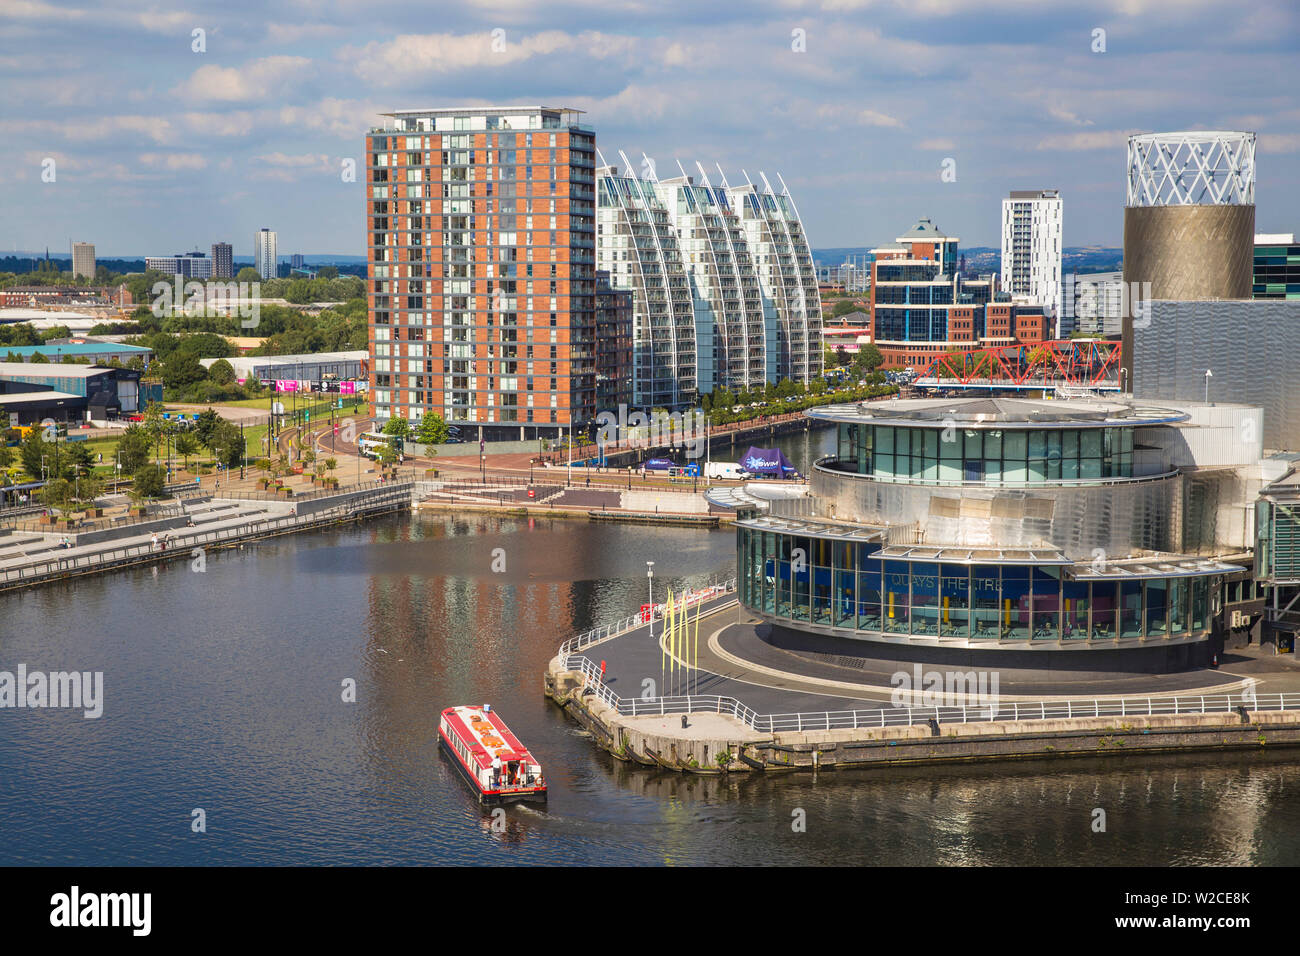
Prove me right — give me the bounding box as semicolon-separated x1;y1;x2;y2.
597;158;820;408
595;271;633;411
1001;189;1063;335
290;253;305;272
211;242;233;279
71;242;95;280
254;228;277;280
365;106;598;438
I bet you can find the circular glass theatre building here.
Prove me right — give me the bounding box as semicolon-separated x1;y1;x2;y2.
720;397;1245;668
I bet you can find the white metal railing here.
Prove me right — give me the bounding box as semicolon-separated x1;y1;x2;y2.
557;576;737;657
562;652;1300;735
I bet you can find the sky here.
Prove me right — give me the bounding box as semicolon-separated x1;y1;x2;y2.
2;0;1297;258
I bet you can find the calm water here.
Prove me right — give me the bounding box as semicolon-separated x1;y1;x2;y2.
2;512;1299;866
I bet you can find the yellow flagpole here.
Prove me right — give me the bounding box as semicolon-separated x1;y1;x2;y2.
668;590;676;696
693;590;700;693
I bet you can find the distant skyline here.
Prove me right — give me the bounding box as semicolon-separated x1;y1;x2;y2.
3;0;1296;255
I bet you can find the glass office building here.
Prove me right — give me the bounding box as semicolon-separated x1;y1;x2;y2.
721;397;1247;664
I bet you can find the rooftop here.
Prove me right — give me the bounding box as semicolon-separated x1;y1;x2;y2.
0;362;108;378
896;217;957;243
805;396;1191;429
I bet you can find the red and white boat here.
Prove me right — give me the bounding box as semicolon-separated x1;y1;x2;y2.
438;705;547;804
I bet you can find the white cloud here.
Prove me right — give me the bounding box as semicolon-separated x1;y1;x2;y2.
857;109;903;128
172;56;312;102
1036;130;1134;151
1259;133;1300;154
917;138;955;150
345;30;639;85
138;152;209;171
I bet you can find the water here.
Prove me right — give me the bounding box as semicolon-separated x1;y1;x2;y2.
2;512;1299;866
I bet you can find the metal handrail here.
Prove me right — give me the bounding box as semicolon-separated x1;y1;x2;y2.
560;648;1300;734
557;576;737;657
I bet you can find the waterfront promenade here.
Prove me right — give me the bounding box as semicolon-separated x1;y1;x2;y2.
0;479;413;591
546;593;1300;773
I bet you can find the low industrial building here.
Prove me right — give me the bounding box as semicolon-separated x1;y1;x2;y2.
198;350;367;385
0;342;152;365
0;362;141;420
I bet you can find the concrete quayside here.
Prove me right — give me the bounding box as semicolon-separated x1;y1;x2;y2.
544;590;1300;774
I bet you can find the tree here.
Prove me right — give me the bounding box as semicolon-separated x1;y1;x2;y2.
116;425;153;473
236;267;261;284
176;431;199;467
27;351;48;364
65;441;93;477
416;410;449;446
856;343;884;373
74;474;104;506
161;350;206;390
833;299;861;318
40;478;73;510
0;444;13;470
194;408;221;450
19;428;49;479
208;358;236;385
285;279;313;304
131;463;166;500
383;416;411;441
208;418;244;469
375;443;398;466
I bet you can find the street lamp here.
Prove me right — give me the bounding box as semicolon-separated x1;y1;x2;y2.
1119;367;1128;394
646;561;655;641
1204;369;1213;404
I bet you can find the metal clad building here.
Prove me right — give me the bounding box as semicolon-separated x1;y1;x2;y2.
1132;300;1300;453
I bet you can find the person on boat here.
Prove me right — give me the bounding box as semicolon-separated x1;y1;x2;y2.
491;754;501;788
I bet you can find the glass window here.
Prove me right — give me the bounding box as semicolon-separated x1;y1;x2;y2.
971;566;1000;640
833;542;854;628
1169;577;1188;635
877;426;893;454
791;535;811;621
883;561;910;633
1191;577;1208;630
812;538;833;626
1063;578;1090;639
909;563;940;637
762;532;776;614
940;566;969;639
776;534;792;617
1003;431;1028;483
1091;581;1117;639
858;547;882;630
1145;578;1168;637
1031;566;1060;640
1120;579;1143;638
1001;565;1030;639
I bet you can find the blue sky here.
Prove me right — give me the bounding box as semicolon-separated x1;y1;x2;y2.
3;0;1296;257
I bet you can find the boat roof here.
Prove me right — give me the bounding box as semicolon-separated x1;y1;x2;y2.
442;705;536;769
